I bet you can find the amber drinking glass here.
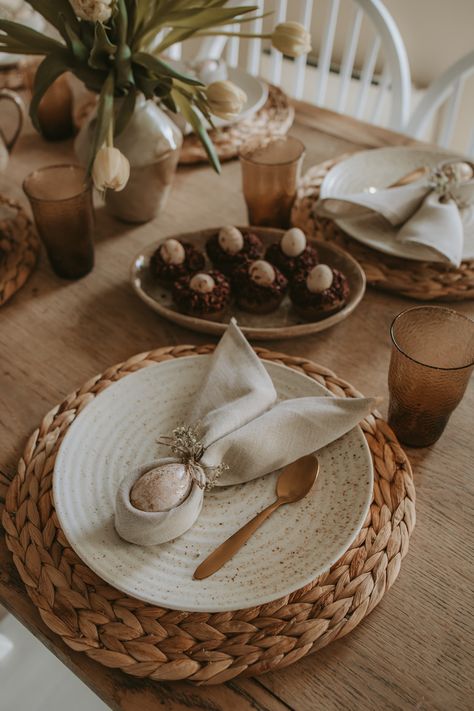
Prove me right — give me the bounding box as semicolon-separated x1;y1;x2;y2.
23;165;94;279
388;306;474;447
239;136;305;228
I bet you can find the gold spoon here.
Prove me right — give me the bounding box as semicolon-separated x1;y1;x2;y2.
193;454;320;580
366;160;474;193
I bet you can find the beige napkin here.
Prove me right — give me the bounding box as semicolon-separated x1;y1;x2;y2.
318;159;474;266
115;320;375;545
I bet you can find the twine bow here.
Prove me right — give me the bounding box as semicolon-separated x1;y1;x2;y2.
158;424;229;491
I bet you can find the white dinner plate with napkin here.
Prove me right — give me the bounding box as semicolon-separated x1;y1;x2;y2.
54;322;374;612
318;147;474;264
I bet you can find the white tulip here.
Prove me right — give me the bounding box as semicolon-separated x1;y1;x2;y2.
69;0;113;23
92;146;130;192
272;22;312;58
205;80;247;121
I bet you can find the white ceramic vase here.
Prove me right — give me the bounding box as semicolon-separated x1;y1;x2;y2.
75;95;183;223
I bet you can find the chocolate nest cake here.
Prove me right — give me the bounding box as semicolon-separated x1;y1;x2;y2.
266;227;318;277
290;264;350;321
206;226;264;275
151;238;205;284
232;259;288;314
172;270;231;321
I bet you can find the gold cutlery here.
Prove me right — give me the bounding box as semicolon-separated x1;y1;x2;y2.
193;454;320;580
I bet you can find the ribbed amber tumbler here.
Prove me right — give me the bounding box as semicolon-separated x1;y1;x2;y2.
23;164;94;279
388;306;474;447
239;136;305;228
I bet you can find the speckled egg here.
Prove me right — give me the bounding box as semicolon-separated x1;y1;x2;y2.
306;264;334;293
249;260;276;286
189;273;216;293
281;227;306;257
218;226;244;254
160;239;185;265
130;462;192;512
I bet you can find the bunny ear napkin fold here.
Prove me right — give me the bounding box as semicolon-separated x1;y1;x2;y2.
318;159;474;267
115;320;376;546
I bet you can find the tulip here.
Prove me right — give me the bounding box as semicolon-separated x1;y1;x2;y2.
205;80;247;121
271;21;312;58
69;0;113;23
92;146;130;192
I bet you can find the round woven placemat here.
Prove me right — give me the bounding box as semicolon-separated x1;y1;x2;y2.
0;195;39;307
3;345;415;685
180;85;294;165
292;155;474;301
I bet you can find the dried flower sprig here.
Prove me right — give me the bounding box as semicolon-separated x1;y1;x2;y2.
158;424;229;491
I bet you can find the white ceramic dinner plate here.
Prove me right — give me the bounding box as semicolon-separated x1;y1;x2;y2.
321;146;474;261
53;357;373;613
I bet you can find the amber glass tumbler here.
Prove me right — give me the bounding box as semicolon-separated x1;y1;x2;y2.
239;136;305;228
23;165;94;279
388;306;474;447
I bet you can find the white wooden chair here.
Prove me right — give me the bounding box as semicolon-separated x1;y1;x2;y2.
187;0;411;131
405;50;474;157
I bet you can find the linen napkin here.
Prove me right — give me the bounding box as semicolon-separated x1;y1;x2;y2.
115;320;375;545
318;159;474;266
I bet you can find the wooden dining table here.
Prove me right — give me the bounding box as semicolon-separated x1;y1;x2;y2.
0;98;473;711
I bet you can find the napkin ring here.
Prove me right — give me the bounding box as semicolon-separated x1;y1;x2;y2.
158;424;228;491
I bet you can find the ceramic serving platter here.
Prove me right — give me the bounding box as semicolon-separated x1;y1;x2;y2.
53;356;373;613
321;146;474;261
130;227;366;340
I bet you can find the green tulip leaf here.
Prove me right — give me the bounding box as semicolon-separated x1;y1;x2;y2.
29;51;71;132
0;19;65;54
114;86;136;135
89;22;117;70
173;89;221;174
24;0;80;38
88;71;115;171
133;52;203;86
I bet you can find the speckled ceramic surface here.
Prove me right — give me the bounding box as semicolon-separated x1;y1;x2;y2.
53;357;373;612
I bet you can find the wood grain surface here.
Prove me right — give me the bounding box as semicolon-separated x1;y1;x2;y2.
0;101;473;711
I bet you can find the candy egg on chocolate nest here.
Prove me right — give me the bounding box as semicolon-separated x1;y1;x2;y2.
266;227;318;277
130;461;192;512
172;269;231;321
290;263;350;321
206;225;264;275
150;237;205;284
232;259;288;314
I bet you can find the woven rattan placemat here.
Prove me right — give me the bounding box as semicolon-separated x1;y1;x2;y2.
0;195;39;307
3;345;415;684
292;155;474;301
180;85;294;165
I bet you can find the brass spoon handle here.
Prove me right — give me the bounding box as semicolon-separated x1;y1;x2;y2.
387;165;429;188
193;498;285;580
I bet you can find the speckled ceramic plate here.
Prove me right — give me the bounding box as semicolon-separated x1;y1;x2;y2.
321;146;474;261
53;357;373;613
130;227;366;340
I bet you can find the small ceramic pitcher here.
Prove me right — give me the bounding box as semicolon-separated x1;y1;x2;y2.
0;89;24;172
